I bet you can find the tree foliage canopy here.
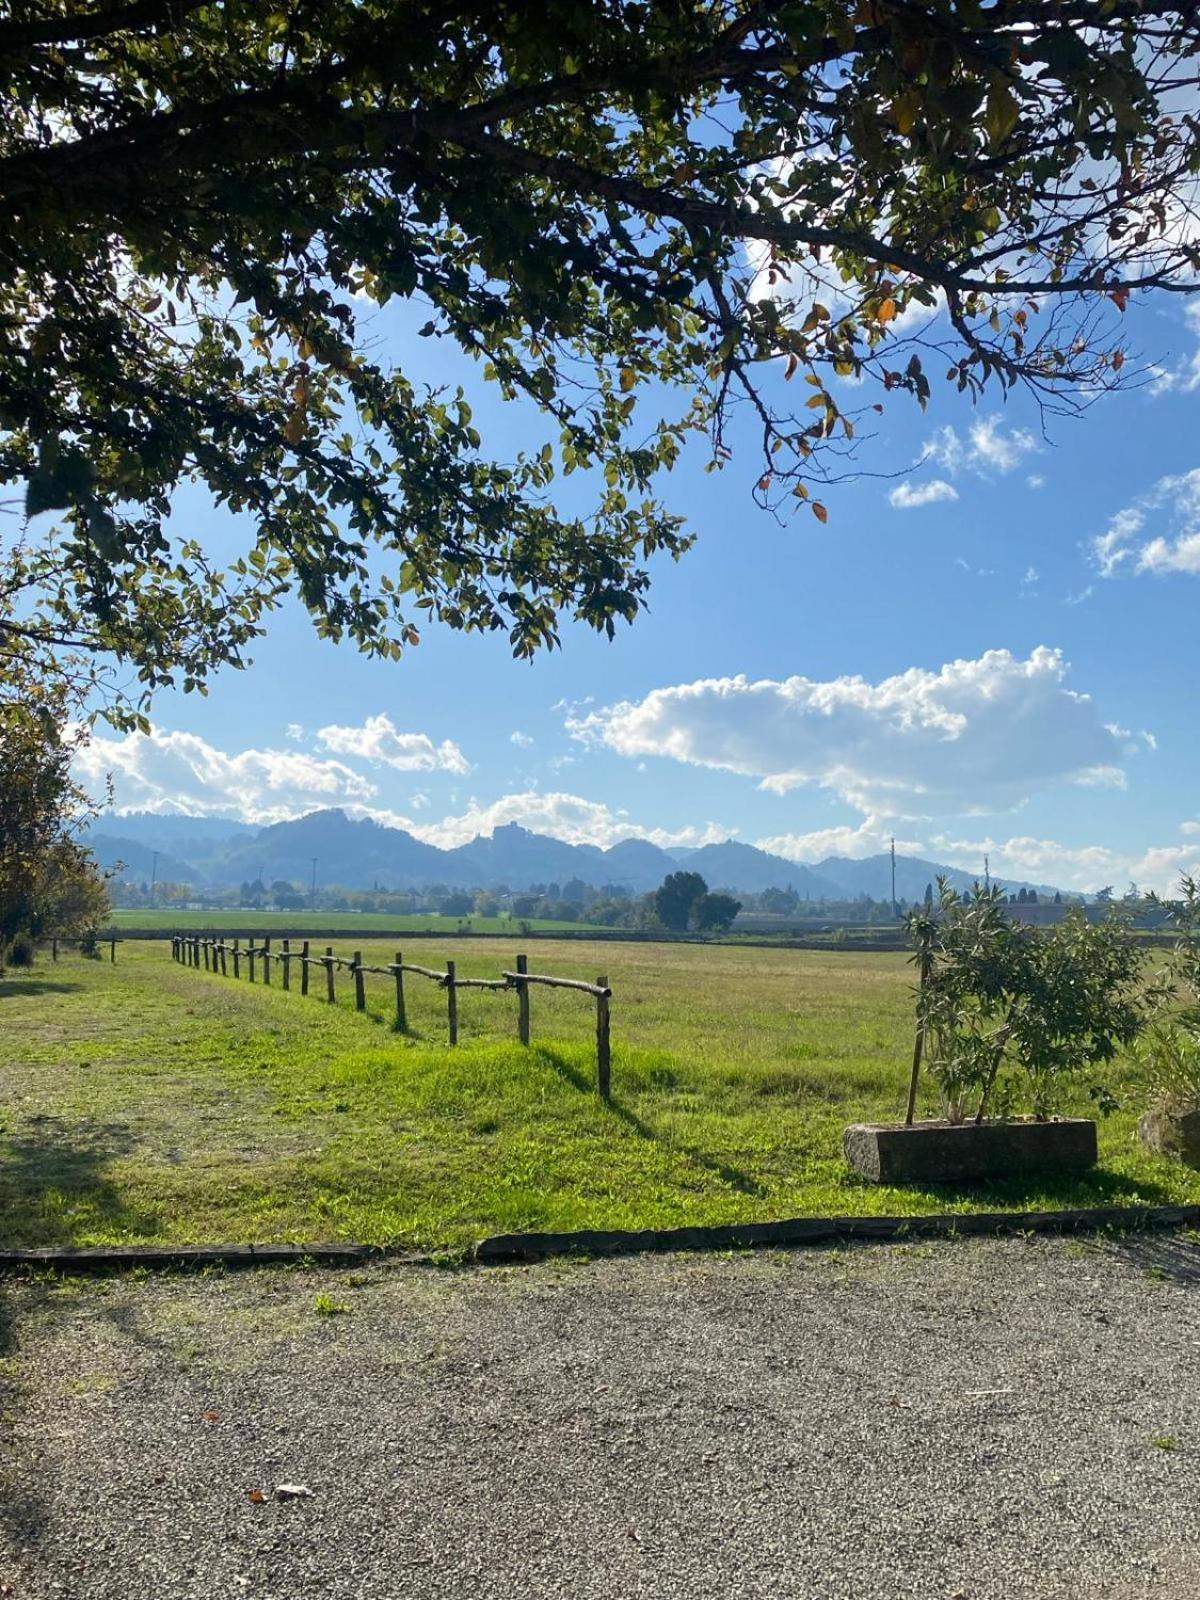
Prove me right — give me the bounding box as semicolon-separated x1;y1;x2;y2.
4;0;1200;717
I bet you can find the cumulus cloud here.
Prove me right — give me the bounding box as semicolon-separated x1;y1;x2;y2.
923;416;1038;479
888;479;959;510
927;831;1200;896
76;727;377;823
315;713;469;774
353;791;732;851
570;648;1127;819
509;730;534;748
756;819;923;862
1093;468;1200;578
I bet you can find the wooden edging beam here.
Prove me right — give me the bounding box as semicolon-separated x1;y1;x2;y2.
468;1202;1200;1263
3;1203;1199;1276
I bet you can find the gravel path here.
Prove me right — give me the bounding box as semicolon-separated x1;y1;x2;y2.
2;1233;1200;1599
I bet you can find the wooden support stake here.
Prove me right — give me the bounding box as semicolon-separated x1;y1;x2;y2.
281;938;290;991
353;950;365;1012
203;940;210;971
905;947;932;1127
301;939;310;997
263;937;271;986
248;944;257;983
110;937;117;964
325;946;335;1004
393;950;406;1031
446;959;457;1045
219;939;227;977
51;937;58;962
232;938;241;980
596;975;611;1101
516;952;530;1045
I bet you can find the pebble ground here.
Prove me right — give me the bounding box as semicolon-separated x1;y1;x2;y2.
2;1232;1199;1599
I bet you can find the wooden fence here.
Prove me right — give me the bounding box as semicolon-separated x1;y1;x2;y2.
46;935;119;963
170;934;613;1098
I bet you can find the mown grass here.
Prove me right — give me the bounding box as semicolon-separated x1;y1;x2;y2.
1;939;1197;1250
107;908;593;934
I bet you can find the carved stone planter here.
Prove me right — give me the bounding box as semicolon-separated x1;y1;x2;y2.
843;1117;1098;1185
1139;1107;1200;1170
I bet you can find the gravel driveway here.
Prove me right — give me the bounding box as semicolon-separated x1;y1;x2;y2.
2;1233;1199;1599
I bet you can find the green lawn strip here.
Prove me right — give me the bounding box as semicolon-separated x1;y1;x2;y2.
107;909;593;934
1;940;1196;1251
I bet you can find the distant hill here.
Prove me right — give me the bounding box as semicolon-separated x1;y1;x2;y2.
682;840;843;899
93;807;1069;901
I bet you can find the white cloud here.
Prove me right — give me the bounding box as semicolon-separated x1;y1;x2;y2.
927;831;1200;896
77;727;377;824
1182;820;1200;838
888;479;958;510
509;730;535;748
1092;469;1200;578
285;723;305;742
756;818;922;862
1027;474;1046;490
315;713;469;774
355;791;732;851
923;416;1038;480
570;647;1127;820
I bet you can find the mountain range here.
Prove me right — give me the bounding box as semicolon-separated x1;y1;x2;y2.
85;808;1067;902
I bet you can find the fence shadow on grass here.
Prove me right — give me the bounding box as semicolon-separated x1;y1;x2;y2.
0;1117;160;1250
533;1045;767;1198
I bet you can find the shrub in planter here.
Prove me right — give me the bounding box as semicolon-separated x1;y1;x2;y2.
1138;876;1200;1167
1136;1019;1200;1168
844;883;1146;1184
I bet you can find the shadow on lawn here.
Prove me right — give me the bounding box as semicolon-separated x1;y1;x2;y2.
919;1164;1178;1212
534;1045;767;1198
0;1117;160;1249
0;978;84;1000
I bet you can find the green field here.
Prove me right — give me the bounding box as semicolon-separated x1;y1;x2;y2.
107;907;593;934
2;939;1196;1251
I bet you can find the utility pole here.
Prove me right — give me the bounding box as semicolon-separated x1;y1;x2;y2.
890;836;897;918
150;850;158;908
310;857;318;910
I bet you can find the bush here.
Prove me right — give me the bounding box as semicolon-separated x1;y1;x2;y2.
6;931;36;967
1138;1016;1200;1116
908;882;1146;1124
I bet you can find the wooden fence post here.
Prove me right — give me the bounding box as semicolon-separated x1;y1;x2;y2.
300;939;310;997
446;960;457;1044
596;975;611;1100
282;938;290;991
393;950;406;1031
248;943;257;983
325;946;335;1004
51;937;58;962
232;937;241;979
110;938;117;964
353;950;365;1011
516;952;530;1045
203;940;211;971
263;936;272;986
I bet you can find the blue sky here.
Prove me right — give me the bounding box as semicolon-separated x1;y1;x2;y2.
79;288;1200;894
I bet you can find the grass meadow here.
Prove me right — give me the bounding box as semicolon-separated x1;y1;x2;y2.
107;908;593;934
2;938;1198;1251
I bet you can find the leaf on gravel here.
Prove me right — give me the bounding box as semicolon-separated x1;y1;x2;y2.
203;1409;221;1422
274;1483;314;1500
247;1489;266;1504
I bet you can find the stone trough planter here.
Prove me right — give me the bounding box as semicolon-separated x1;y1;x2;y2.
1138;1107;1200;1170
843;1118;1098;1185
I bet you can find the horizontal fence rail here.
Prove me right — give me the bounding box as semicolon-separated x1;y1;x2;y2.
170;934;613;1097
42;935;120;963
